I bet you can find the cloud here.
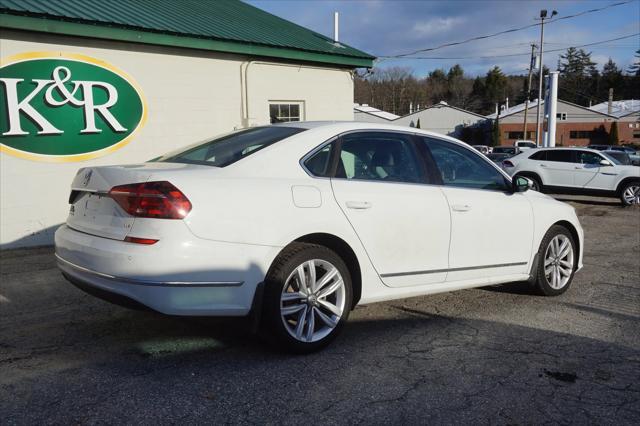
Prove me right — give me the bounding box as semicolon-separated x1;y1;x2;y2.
248;0;640;77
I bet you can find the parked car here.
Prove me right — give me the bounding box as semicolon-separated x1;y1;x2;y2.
487;152;512;165
503;147;640;206
604;151;639;166
588;144;636;154
55;122;584;352
472;145;491;154
492;146;520;156
514;140;537;150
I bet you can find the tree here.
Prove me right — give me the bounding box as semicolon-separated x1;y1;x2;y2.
483;66;508;113
558;48;597;104
608;121;619;145
491;119;500;147
416;119;421;129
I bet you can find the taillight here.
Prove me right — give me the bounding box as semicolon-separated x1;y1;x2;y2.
124;236;159;245
108;181;192;219
502;160;514;168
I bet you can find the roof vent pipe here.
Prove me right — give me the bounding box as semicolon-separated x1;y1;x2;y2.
334;12;339;43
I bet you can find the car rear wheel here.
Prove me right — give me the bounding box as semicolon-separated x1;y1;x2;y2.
620;181;640;206
262;243;352;353
534;225;577;296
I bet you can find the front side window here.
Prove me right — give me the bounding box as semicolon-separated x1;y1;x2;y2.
157;126;305;167
336;132;424;184
423;138;509;191
546;150;575;163
578;151;605;165
269;102;302;123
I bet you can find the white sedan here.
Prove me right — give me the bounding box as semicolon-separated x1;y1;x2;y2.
55;122;584;352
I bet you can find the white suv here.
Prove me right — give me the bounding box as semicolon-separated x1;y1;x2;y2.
503;147;640;206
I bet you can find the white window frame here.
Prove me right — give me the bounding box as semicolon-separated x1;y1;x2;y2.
269;101;305;123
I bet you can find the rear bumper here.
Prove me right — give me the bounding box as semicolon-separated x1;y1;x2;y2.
55;224;280;316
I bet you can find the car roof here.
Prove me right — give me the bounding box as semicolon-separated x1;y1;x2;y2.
271;120;467;143
527;147;602;153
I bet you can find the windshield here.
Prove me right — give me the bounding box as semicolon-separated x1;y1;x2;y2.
156;126;306;167
600;152;623;165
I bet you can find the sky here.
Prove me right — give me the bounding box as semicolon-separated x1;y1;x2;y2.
247;0;640;77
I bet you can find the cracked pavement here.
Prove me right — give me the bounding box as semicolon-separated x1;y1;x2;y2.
1;196;639;424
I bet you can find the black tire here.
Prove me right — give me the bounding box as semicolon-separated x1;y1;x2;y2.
262;243;352;354
619;180;640;207
533;225;577;296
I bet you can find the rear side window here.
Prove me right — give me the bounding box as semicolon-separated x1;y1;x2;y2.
546;150;575;163
157;126;305;167
336;132;424;183
424;138;509;191
529;151;547;160
304;143;333;177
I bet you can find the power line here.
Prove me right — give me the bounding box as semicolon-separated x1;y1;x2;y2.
378;33;639;61
381;0;635;58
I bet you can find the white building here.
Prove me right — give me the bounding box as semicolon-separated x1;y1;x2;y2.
394;101;487;137
0;0;374;248
353;104;399;123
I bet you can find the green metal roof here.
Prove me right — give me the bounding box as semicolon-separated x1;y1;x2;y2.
0;0;375;68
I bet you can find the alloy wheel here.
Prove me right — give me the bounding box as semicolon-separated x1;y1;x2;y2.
280;259;346;343
543;235;574;290
623;185;640;205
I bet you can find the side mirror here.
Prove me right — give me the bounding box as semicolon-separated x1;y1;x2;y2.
512;176;530;193
599;159;612;166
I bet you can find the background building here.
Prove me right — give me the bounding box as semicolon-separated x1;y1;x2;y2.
0;0;374;248
589;100;640;144
393;101;488;138
491;99;618;146
353;104;399;123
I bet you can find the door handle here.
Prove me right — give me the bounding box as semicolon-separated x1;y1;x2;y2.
540;164;547;167
451;204;472;212
574;166;582;169
346;201;371;210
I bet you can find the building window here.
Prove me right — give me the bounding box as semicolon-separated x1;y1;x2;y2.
269;102;303;123
570;130;593;139
506;131;535;140
633;132;640;139
556;112;567;121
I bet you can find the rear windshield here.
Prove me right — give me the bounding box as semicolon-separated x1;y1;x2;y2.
156;126;306;167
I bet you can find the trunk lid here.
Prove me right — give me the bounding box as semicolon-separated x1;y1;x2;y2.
66;162;209;240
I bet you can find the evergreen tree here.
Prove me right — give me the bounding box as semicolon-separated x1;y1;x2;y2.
484;66;507;114
491;119;500;147
416;119;421;129
558;48;597;105
608;121;619;145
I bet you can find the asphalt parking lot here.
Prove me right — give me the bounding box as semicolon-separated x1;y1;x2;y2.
1;196;639;425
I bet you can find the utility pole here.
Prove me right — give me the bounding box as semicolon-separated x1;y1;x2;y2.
522;43;537;142
534;9;557;146
608;88;614;115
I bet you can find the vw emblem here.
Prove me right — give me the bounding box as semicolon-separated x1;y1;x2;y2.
82;169;93;187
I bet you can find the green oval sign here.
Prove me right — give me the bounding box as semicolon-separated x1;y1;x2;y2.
0;52;146;162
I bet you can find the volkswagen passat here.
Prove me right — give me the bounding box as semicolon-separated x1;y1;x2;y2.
56;122;584;352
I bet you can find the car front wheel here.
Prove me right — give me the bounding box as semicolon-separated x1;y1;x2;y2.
534;225;577;296
262;243;352;353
